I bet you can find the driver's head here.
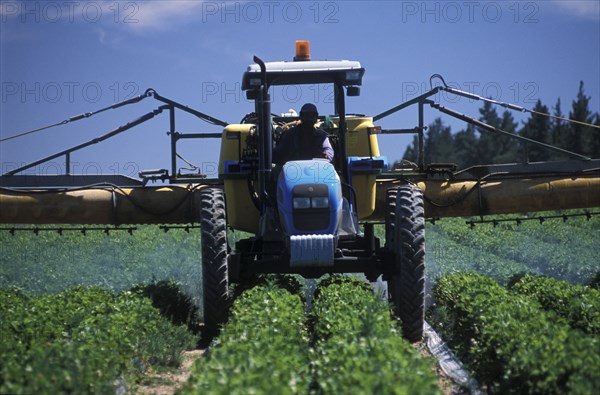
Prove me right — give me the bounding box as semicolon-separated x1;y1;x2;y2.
299;103;318;127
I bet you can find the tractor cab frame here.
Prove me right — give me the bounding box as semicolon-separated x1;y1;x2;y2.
204;46;424;341
222;53;388;276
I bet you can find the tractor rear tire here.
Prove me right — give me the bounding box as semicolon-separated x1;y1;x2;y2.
200;188;229;342
386;184;426;342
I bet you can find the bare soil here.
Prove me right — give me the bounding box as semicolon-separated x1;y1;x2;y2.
134;349;204;395
415;339;469;395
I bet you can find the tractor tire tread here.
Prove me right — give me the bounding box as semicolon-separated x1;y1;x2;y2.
387;184;426;342
200;188;229;341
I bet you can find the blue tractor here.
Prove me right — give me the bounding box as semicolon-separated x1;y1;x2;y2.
202;43;425;342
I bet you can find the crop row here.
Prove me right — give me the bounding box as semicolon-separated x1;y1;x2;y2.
432;213;599;284
433;273;600;394
180;282;310;394
426;224;532;284
510;274;600;335
310;277;440;394
0;224;203;298
182;276;441;394
0;286;196;394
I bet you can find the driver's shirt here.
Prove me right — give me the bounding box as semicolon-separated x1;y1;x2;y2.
273;125;334;166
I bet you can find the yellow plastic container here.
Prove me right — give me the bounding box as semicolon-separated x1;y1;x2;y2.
219;124;260;233
345;117;380;219
346;117;380;157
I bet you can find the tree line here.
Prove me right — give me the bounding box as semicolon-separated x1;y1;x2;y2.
401;81;600;169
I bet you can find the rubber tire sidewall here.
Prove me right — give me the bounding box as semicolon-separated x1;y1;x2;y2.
386;184;426;342
200;188;229;341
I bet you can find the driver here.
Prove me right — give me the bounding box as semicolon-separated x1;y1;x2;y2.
273;103;334;166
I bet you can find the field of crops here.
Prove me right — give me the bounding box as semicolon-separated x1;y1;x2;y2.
432;273;600;394
1;283;197;394
181;276;440;394
426;214;599;285
1;210;598;393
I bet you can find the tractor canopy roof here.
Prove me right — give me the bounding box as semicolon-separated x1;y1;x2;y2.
242;60;364;90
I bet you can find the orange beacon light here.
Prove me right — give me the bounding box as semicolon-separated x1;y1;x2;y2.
294;40;311;61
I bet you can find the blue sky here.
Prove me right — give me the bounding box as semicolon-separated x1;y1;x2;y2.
1;0;599;179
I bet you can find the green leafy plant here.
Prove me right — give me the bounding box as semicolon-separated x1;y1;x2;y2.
0;286;196;394
431;212;599;284
510;274;600;335
433;273;600;394
310;276;440;394
0;225;202;298
180;284;311;395
132;279;202;334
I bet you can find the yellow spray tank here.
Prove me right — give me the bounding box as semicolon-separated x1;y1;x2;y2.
0;185;206;225
2;166;598;225
368;174;600;221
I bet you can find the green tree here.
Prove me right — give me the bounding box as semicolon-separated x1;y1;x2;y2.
551;98;568;157
400;83;600;167
423;118;456;164
476;101;501;163
400;118;455;166
593;114;600;158
496;110;520;163
401;135;419;165
453;125;479;169
476;101;519;164
567;81;595;156
520;100;552;162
